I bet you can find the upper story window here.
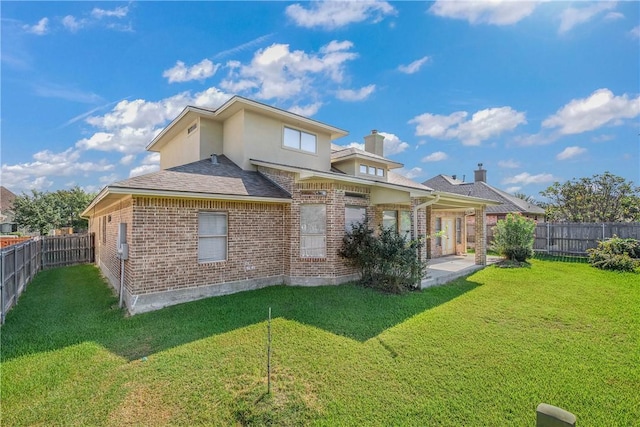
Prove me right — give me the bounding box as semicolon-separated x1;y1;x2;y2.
359;164;385;177
284;127;316;154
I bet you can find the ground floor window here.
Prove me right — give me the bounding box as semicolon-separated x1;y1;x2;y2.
345;205;367;231
301;204;326;257
435;217;442;246
383;210;411;240
198;212;227;263
456;217;462;244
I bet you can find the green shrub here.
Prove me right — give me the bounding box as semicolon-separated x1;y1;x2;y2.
587;236;640;272
339;222;426;294
491;213;535;262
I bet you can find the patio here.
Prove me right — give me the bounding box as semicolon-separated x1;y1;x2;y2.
421;254;501;288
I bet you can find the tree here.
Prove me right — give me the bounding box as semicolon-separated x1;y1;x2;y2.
512;192;536;204
491;213;536;262
540;172;640;223
14;187;94;235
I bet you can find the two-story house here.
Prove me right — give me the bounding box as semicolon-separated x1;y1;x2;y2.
82;96;495;314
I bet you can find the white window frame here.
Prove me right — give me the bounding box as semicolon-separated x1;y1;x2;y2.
382;210;398;232
283;126;317;154
300;204;326;258
198;212;228;263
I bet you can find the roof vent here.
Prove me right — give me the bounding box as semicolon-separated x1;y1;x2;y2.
211;154;218;165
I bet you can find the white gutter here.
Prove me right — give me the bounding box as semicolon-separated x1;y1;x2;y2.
413;195;440;239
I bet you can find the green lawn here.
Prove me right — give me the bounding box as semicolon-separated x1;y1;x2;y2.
1;261;638;426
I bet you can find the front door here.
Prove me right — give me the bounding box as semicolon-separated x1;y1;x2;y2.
442;218;455;255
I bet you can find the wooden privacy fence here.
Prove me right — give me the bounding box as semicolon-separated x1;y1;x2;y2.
0;233;94;324
470;222;640;256
534;223;640;256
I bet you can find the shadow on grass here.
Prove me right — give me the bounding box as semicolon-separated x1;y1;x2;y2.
1;264;481;362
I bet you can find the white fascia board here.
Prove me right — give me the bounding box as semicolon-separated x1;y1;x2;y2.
434;191;502;207
110;186;291;204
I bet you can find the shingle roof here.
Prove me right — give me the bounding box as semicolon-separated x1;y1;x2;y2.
423;175;545;215
330;145;403;168
111;156;291;199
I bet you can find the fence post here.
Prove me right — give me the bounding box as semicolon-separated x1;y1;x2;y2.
1;250;5;324
13;244;18;306
546;223;550;253
602;223;605;241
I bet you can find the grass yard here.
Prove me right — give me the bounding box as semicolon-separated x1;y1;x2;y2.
1;260;638;426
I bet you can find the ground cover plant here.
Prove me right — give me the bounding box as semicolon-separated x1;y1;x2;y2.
2;261;638;426
587;235;640;272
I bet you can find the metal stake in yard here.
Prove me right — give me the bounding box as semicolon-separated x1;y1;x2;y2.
267;306;272;395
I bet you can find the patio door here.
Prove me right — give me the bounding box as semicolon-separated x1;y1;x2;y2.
442;218;455;255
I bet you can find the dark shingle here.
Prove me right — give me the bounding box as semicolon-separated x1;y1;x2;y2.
111;156;290;199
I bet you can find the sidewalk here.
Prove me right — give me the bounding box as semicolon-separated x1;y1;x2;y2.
421;254;501;289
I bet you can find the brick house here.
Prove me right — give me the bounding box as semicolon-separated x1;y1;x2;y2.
82;96;495;314
423;164;546;248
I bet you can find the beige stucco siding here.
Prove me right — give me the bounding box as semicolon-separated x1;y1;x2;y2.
240;110;332;172
159;119;201;169
199;118;223;158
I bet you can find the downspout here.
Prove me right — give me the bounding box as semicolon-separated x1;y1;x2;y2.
413;194;440;239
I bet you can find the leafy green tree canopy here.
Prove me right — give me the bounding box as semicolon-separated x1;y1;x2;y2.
540;172;640;223
14;187;95;235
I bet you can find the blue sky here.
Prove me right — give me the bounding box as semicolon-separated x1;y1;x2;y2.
2;1;639;201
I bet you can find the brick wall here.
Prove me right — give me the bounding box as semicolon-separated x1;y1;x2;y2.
128;197;286;295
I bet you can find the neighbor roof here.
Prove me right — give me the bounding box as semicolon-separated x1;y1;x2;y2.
423;175;545;215
1;186;16;211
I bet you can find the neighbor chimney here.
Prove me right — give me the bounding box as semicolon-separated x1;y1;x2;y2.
364;129;385;157
474;163;486;183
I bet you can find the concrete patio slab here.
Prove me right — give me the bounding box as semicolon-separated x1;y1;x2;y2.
421;254;501;289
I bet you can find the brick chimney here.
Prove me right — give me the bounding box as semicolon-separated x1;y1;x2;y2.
364;129;385;157
474;163;487;183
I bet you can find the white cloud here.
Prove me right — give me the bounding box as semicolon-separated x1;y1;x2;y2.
591;134;615;143
409;107;526;146
213;34;274;59
288;102;323;117
630;25;640;39
128;153;160;178
1;148;114;192
62;15;85;32
336;84;376;101
142;153;160;165
129;165;159;178
378;132;410;156
120;154;135;165
163;59;219;83
23;17;49;35
558;2;617;34
32;82;102;103
429;1;540;25
77;88;231;154
220;41;358;101
421;151;448;162
542;88;640;135
398;167;423;180
91;6;129;19
498;159;521;169
398;56;430;74
556;146;586;160
502;172;556;185
505;186;522;194
286;1;396;29
604;12;624;21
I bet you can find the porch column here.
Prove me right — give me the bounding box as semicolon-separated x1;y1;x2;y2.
474;205;487;265
411;198;428;263
425;206;434;259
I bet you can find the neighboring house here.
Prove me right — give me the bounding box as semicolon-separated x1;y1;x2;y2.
82;96;496;314
0;186;17;234
423;164;546;248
